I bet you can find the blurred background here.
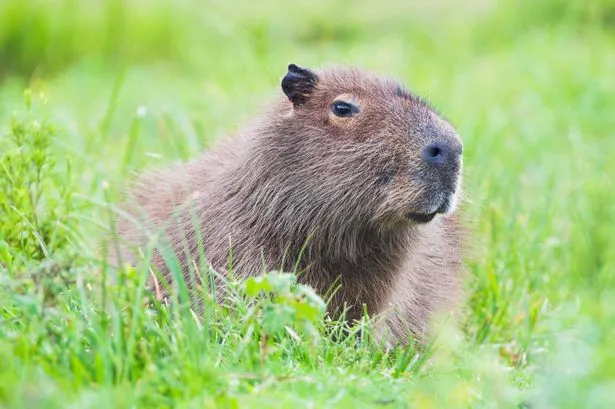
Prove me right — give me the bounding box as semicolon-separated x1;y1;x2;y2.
0;0;614;406
1;0;613;192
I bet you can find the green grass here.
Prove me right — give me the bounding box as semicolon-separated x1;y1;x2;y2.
1;0;614;407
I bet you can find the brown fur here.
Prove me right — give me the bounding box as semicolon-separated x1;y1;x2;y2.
112;64;466;345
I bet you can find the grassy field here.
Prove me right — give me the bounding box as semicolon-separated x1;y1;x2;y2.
1;0;614;407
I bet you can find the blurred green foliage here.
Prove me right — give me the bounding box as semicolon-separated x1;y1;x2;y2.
0;93;75;265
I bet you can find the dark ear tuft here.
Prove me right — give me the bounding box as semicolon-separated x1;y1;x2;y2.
281;64;319;107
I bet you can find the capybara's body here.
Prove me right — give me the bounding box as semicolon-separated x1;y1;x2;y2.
115;64;466;344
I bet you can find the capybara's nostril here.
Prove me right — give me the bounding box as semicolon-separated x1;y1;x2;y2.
422;142;447;166
423;143;443;162
422;141;462;169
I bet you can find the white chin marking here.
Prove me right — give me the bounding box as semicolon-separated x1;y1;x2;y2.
444;170;462;214
447;192;459;214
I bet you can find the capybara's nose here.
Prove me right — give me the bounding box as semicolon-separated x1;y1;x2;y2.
422;141;462;170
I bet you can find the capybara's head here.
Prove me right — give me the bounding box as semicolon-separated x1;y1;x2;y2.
255;63;463;234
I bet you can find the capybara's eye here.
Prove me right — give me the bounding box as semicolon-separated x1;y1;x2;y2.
331;100;359;117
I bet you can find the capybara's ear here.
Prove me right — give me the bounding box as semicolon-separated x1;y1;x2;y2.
281;63;319;107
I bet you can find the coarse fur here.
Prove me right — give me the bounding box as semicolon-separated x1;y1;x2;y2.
112;64;466;345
